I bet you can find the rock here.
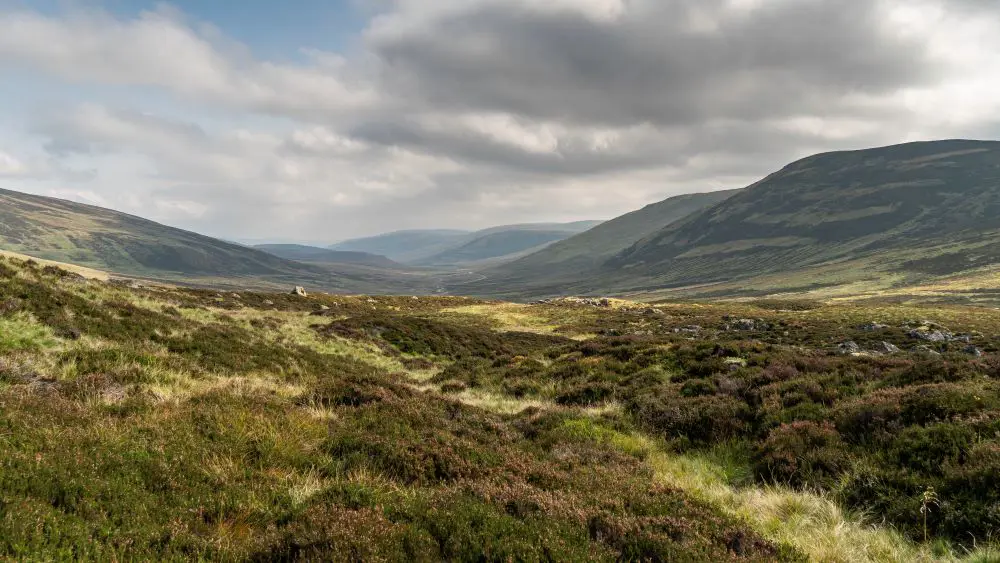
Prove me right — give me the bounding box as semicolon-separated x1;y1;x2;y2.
873;341;901;354
908;329;952;342
599;298;611;307
263;299;275;306
860;322;889;332
912;345;942;356
838;341;862;355
729;318;768;331
673;325;702;334
964;345;984;357
231;293;242;299
318;305;330;311
291;286;308;297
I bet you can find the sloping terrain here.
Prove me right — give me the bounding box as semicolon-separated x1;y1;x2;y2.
2;254;999;560
330;229;472;263
472;190;739;296
600;140;1000;293
0;188;436;294
333;221;602;265
416;229;581;266
254;244;403;269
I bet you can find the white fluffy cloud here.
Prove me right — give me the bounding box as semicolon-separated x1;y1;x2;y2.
2;0;1000;241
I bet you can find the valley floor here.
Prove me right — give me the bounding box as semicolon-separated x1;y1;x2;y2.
2;255;1000;561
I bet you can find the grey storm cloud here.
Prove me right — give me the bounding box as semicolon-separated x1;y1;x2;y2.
368;0;936;128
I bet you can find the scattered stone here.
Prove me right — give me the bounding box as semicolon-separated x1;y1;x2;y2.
859;322;889;332
912;345;942;356
291;286;308;297
263;299;275;306
908;329;952;342
873;341;901;354
728;318;769;331
673;325;702;334
838;341;862;355
964;345;984;357
231;293;242;300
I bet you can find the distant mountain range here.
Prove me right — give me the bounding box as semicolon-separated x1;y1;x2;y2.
5;140;1000;301
0;188;436;294
253;244;404;269
330;221;602;265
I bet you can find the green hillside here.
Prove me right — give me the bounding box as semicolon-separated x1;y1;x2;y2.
417;229;584;266
467;190;740;296
0;188;435;294
597;140;1000;294
334;222;602;265
254;244;403;269
330;229;472;263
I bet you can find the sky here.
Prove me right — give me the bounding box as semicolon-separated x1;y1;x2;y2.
1;0;1000;244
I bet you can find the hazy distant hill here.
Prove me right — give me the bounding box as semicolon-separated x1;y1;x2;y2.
0;188;436;294
254;244;403;269
332;221;601;265
330;230;472;263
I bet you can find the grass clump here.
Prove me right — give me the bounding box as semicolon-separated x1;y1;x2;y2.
0;313;59;354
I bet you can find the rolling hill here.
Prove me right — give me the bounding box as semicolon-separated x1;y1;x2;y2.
254;244;403;269
463;139;1000;299
0;188;436;294
601;140;1000;293
472;190;740;295
330;229;472;263
333;221;602;265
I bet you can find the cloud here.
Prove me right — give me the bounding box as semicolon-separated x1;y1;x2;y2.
0;150;26;177
367;0;934;127
2;0;1000;241
0;7;379;121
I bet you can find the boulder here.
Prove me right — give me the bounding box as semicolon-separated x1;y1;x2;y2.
873;341;901;354
838;341;862;355
912;345;942;356
964;345;984;357
908;329;951;342
291;286;308;297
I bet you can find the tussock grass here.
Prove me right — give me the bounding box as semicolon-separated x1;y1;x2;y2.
0;313;60;354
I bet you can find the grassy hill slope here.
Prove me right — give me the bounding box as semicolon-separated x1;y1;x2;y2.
0;188;436;294
254;244;403;269
417;229;587;266
599;140;1000;294
334;221;602;265
467;190;740;297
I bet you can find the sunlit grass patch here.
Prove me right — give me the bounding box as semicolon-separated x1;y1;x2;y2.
0;313;60;354
441;303;559;333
